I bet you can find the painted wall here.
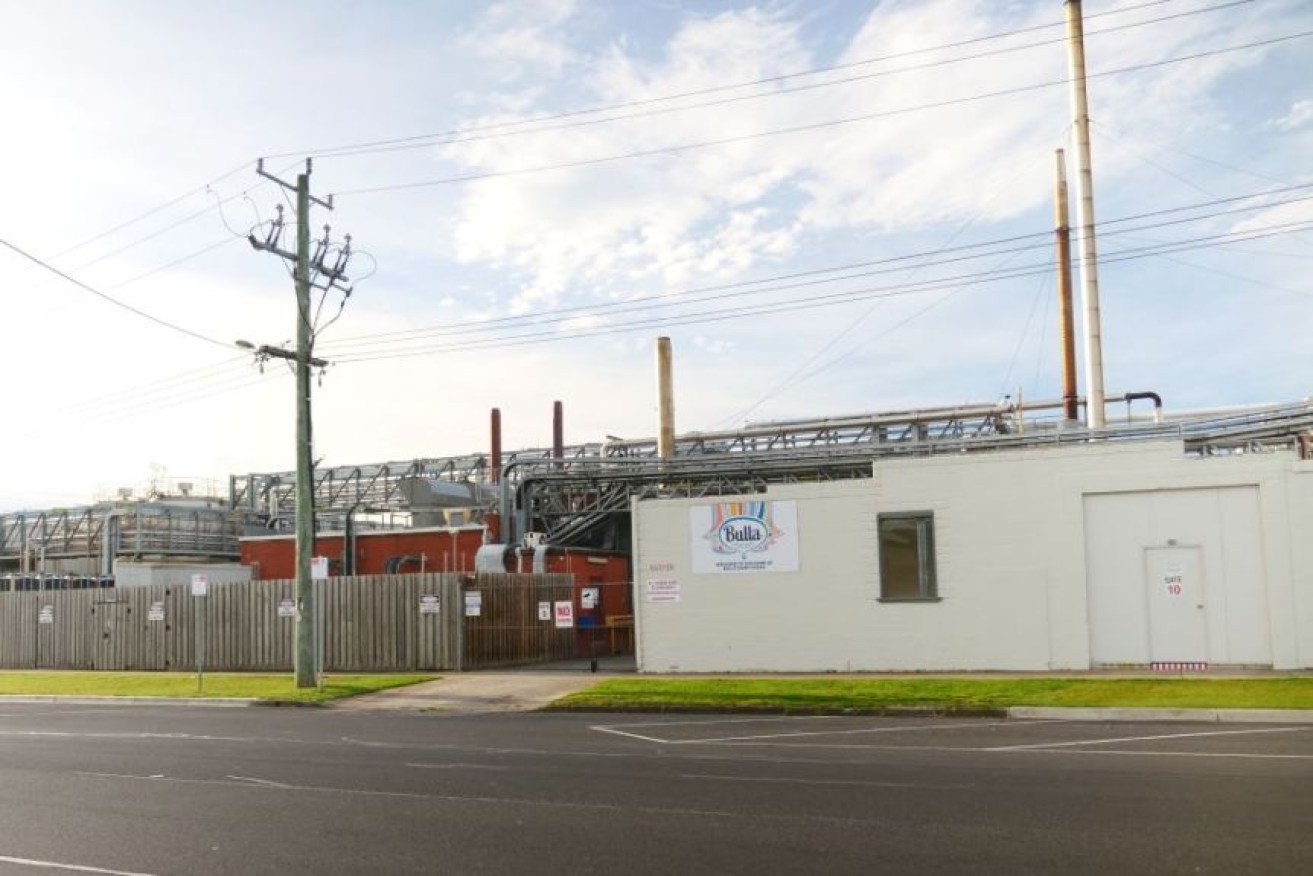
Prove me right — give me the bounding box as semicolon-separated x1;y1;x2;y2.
632;440;1313;672
240;527;487;579
114;561;252;588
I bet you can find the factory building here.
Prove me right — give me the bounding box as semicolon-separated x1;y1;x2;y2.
632;428;1313;672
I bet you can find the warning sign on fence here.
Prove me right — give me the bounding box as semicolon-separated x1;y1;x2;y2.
148;602;166;622
38;605;54;625
277;598;296;618
553;601;574;629
465;591;482;617
419;594;441;615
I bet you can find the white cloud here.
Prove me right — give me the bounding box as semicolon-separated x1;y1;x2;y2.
1272;99;1313;132
463;0;582;80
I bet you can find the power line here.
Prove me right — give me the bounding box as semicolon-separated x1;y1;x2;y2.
43;160;254;262
335;30;1311;198
0;238;233;350
320;182;1313;352
290;0;1190;161
324;219;1313;366
312;2;1245;162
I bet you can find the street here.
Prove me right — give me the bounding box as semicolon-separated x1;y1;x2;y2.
0;705;1308;874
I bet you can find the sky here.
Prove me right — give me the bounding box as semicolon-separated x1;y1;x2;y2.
0;0;1310;510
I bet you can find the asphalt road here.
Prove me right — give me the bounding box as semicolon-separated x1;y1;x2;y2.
0;705;1308;875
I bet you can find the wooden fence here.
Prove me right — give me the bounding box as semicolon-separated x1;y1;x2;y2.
0;572;575;672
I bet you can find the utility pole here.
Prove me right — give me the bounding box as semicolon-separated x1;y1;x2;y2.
1065;0;1106;428
247;158;352;688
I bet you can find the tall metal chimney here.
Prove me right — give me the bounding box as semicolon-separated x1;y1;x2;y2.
490;407;502;484
657;337;676;460
552;400;564;467
1054;150;1079;423
1066;0;1107;428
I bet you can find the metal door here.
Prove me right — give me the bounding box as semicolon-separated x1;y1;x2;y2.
1144;547;1207;663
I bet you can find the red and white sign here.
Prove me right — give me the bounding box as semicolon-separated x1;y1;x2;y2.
553;600;575;629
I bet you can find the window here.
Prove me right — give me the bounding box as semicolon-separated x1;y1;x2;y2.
878;512;938;601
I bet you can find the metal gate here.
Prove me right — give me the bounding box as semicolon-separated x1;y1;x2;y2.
462;574;577;669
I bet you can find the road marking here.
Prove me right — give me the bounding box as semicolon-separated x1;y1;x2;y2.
597;716;840;730
227;775;295;789
1015;748;1313;761
0;855;158;875
405;763;512;771
590;718;1058;745
589;725;671;744
71;771;888;827
984;725;1309;752
663;719;1030;744
679;773;973;790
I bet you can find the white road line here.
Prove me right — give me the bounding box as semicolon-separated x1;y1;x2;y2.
72;770;883;827
984;725;1309;752
589;725;671;744
1024;748;1313;761
405;763;511;771
0;855;158;876
679;773;973;790
595;716;840;730
590;718;1061;746
226;774;296;789
663;719;1033;744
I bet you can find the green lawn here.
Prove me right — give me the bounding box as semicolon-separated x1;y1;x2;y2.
0;672;437;704
551;677;1313;712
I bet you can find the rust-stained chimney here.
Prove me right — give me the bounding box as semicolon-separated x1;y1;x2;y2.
552;400;564;467
1055;149;1079;422
490;407;502;484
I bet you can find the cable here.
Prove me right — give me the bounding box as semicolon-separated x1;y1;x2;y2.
999;270;1054;398
314;2;1247;162
336;30;1312;198
321;182;1313;352
326;218;1313;366
43;160;253;262
0;238;233;350
290;0;1189;161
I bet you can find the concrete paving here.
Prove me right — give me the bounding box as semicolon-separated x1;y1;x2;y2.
329;670;604;713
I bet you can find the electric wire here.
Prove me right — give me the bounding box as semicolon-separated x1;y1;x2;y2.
310;2;1246;162
324;218;1313;366
321;183;1313;353
0;238;233;350
286;0;1190;161
335;30;1312;197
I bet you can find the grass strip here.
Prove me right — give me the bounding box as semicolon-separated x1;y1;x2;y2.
0;672;437;704
551;677;1313;712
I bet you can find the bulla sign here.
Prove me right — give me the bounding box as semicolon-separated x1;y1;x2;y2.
689;500;799;574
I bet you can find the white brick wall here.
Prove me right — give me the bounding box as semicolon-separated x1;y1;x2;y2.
632;440;1313;672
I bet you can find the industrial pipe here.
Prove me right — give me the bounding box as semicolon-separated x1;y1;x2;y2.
1123;391;1164;424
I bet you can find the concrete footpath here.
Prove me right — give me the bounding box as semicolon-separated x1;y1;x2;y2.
328;671;602;713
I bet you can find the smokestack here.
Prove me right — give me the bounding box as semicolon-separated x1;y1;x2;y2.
552;400;564;466
1055;150;1079;423
1066;0;1107;427
490;407;502;484
657;337;675;459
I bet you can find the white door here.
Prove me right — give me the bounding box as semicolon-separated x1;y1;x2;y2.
1144;547;1207;663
